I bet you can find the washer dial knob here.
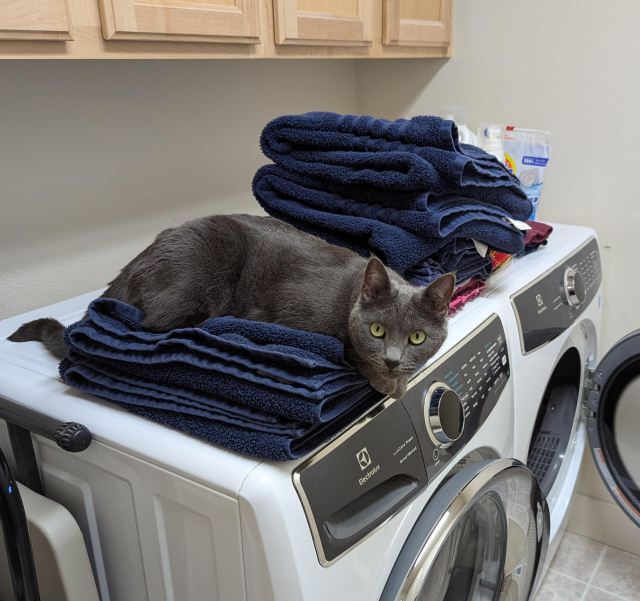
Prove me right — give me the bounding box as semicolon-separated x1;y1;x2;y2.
564;268;586;307
424;383;465;449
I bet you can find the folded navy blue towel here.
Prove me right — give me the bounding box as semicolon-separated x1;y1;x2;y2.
59;362;383;460
59;299;381;460
62;298;368;421
405;239;493;286
253;166;525;275
260;112;532;220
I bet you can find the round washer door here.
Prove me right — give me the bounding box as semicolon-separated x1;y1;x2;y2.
587;329;640;527
380;459;549;601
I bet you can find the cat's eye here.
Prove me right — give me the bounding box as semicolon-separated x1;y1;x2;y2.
409;330;426;345
370;322;386;338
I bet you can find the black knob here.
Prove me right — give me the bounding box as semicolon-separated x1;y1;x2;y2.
424;384;465;449
54;422;92;453
564;268;586;307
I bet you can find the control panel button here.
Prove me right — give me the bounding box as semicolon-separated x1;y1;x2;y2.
564;268;586;307
424;384;465;448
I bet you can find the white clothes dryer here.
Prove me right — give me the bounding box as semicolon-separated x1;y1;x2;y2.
0;291;551;600
484;224;640;573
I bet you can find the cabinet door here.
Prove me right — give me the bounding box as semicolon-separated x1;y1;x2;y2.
383;0;451;47
0;0;72;40
98;0;260;42
273;0;372;46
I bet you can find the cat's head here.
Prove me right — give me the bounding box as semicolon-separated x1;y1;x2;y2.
348;258;455;379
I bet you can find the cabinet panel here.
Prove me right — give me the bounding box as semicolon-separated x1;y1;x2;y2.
274;0;372;46
0;0;73;40
383;0;451;47
98;0;260;42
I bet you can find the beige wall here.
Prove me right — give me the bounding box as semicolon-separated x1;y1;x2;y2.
355;0;640;552
0;60;357;319
356;0;640;355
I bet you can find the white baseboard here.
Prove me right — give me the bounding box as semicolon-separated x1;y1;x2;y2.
567;492;640;556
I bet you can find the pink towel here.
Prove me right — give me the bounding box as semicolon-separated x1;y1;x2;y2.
448;279;486;316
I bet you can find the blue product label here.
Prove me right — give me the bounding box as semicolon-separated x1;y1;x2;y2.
522;156;549;166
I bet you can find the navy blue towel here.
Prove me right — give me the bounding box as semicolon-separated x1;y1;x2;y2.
59;298;381;460
405;239;493;287
253;165;525;275
260;112;532;220
60;360;383;461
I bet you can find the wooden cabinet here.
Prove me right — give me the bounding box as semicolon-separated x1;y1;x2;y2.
98;0;259;42
0;0;453;58
273;0;372;46
383;0;451;47
0;0;72;40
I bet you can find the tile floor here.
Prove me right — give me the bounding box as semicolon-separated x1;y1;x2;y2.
534;532;640;601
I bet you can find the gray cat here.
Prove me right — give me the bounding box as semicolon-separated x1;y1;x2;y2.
9;214;455;399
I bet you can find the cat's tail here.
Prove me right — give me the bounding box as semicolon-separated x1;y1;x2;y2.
8;318;68;360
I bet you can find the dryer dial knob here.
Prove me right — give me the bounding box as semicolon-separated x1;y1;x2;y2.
424;384;465;449
564;268;586;307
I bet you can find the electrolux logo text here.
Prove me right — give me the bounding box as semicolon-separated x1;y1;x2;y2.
357;447;379;485
359;465;380;486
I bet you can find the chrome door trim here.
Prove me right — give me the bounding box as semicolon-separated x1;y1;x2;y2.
393;459;549;601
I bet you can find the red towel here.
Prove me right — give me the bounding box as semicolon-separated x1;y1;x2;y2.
525;220;553;246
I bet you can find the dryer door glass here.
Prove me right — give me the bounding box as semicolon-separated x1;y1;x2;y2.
379;459;549;601
417;492;505;601
587;330;640;528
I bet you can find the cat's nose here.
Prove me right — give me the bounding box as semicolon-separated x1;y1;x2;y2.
385;357;401;371
384;348;402;371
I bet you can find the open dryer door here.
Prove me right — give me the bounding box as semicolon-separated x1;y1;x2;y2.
379;459;549;601
586;329;640;527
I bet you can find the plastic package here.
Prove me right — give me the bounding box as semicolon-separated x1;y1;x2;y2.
503;127;551;220
477;124;506;164
439;106;478;145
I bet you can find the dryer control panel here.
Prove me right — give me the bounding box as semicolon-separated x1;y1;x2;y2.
293;314;510;565
511;237;601;354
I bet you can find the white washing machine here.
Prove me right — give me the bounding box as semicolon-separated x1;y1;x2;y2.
0;291;551;600
485;223;640;571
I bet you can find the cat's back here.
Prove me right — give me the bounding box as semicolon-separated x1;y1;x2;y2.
220;214;357;266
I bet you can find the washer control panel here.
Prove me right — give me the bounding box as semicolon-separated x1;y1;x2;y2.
511;237;601;354
402;313;510;481
293;314;510;565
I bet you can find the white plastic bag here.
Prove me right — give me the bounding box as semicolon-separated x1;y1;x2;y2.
503;128;551;220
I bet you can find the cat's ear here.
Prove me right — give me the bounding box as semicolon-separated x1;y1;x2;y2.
420;273;456;318
361;258;391;304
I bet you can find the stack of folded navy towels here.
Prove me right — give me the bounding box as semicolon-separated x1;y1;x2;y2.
59;298;378;460
253;112;533;287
